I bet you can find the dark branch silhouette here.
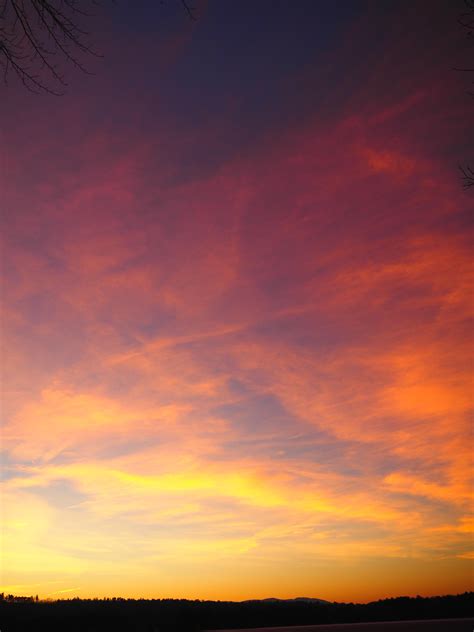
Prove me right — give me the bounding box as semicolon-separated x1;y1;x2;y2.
456;0;474;188
458;0;474;39
455;0;474;92
0;0;101;94
180;0;196;21
459;163;474;187
0;0;197;94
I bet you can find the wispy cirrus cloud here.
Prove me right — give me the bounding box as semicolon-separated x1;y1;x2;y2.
1;1;472;602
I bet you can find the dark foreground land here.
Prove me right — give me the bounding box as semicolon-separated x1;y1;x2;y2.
212;619;474;632
0;592;472;631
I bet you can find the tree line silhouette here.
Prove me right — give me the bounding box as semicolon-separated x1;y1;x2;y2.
0;591;472;631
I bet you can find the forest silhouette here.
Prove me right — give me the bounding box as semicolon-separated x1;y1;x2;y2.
0;591;472;631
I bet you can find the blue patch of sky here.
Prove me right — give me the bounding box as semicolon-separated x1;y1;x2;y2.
211;392;300;435
21;478;89;510
79;0;378;185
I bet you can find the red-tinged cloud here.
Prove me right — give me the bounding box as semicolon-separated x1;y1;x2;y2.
1;7;472;601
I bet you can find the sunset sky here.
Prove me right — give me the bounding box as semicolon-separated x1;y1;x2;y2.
1;0;473;603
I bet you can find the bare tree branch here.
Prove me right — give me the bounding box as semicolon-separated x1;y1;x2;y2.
459;164;474;187
0;1;196;94
0;0;100;93
180;0;196;21
457;0;474;188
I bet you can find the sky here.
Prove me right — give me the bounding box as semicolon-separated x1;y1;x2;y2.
0;0;473;603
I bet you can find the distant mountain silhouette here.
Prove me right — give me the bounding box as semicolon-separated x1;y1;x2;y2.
248;597;331;604
294;597;332;604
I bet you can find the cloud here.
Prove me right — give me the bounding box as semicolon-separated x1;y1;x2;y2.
1;1;472;600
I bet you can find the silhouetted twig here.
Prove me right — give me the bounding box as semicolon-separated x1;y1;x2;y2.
459;164;474;187
180;0;196;21
0;0;197;94
0;0;100;94
456;1;474;188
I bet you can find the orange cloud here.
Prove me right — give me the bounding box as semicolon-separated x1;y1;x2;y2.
1;15;472;602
